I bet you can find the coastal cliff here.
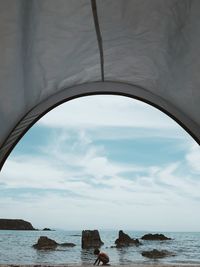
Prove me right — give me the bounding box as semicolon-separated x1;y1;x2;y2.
0;219;35;230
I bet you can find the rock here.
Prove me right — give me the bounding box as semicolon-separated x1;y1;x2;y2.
60;242;76;247
33;236;76;249
141;249;175;258
141;233;171;240
0;219;35;230
115;230;141;247
43;228;51;231
33;236;58;250
82;230;104;249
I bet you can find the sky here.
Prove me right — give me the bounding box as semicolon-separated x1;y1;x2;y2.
0;95;200;232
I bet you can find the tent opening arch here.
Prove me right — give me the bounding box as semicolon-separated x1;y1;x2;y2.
0;81;199;171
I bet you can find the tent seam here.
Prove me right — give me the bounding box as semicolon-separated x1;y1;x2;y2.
91;0;104;81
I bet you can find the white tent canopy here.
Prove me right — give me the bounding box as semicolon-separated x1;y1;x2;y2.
0;0;200;170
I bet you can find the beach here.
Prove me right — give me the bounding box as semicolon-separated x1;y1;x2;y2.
1;230;200;266
1;264;200;267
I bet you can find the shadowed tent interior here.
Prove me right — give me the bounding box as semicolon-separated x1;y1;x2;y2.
0;0;199;170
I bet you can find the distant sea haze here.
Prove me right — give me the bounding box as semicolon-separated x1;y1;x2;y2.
0;230;200;265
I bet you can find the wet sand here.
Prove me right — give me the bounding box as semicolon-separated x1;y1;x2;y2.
1;264;200;267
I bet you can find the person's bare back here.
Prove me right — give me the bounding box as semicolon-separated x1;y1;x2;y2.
93;248;110;265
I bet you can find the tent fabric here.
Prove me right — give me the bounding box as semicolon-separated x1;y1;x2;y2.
0;0;200;169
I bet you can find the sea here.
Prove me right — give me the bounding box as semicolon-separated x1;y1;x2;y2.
0;230;200;265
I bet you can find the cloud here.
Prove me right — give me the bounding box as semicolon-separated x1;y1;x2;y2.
185;142;200;173
38;95;183;131
1;111;200;231
1;129;199;204
1;130;142;196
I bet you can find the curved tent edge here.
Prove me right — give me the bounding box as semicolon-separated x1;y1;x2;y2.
0;81;199;171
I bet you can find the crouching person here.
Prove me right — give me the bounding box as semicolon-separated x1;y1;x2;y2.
93;248;109;265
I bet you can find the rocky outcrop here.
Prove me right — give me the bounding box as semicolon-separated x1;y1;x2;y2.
33;236;58;250
43;228;51;231
115;230;141;247
60;242;76;247
141;233;171;240
82;230;104;249
141;249;175;258
33;236;76;250
0;219;35;230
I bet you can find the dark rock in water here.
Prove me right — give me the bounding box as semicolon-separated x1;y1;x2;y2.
43;228;51;231
33;236;58;250
141;233;171;240
115;230;141;247
141;249;175;258
0;219;35;230
82;230;104;249
60;242;76;247
33;236;76;249
70;234;81;237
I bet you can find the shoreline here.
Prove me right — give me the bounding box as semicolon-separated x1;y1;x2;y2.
1;264;200;267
